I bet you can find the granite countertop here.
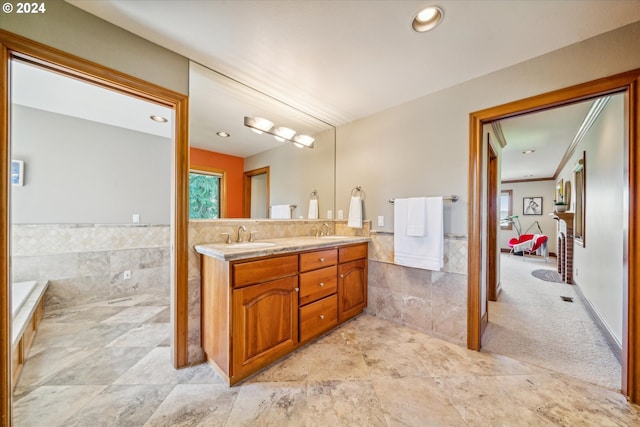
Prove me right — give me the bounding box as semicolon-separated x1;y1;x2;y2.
194;235;371;261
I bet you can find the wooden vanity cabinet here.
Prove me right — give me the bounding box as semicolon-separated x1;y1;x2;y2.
200;242;368;385
232;275;299;380
298;248;338;343
338;244;368;322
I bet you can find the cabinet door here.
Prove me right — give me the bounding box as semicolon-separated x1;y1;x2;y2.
338;258;368;323
232;276;299;380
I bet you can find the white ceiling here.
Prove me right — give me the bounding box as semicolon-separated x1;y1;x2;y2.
68;0;640;127
498;99;595;181
11;61;173;139
29;1;639;175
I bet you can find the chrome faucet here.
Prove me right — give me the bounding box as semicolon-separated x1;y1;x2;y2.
320;223;331;236
237;225;247;242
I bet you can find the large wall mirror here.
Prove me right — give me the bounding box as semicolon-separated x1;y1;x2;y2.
189;62;336;219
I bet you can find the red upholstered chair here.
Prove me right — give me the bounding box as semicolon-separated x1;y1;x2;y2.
508;234;549;260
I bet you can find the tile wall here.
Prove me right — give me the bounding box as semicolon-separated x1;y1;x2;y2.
12;224;170;310
367;232;468;345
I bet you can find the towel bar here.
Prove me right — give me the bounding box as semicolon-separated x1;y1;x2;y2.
388;195;458;204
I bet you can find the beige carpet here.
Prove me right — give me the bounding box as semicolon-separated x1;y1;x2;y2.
482;254;621;391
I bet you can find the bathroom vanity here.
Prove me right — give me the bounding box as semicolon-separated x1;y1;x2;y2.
195;237;368;385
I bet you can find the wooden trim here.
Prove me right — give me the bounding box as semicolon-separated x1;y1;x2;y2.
467;112;483;351
468;68;640;403
1;41;11;427
190;165;227;218
243;166;270;218
487;143;499;302
501;177;555;184
0;30;191;423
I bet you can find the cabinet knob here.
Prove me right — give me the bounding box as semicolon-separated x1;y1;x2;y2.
318;282;324;287
319;314;325;320
295;287;299;292
340;274;344;278
319;257;325;262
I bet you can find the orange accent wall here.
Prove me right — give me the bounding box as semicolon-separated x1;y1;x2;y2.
190;147;244;218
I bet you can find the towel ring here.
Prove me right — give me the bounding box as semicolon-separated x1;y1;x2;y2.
351;185;365;199
310;190;319;200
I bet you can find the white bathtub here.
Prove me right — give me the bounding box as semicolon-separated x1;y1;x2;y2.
12;280;38;318
11;279;48;390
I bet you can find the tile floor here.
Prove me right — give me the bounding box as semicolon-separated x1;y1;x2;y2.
13;293;640;426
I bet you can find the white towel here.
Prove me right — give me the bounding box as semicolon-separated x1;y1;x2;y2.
347;196;362;228
308;199;319;220
406;197;427;237
394;197;443;271
271;204;291;219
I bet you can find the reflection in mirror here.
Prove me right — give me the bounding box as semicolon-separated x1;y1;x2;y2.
189;62;336;219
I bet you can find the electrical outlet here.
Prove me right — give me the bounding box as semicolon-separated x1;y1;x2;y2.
378;215;384;227
123;270;131;280
337;210;344;220
132;214;140;223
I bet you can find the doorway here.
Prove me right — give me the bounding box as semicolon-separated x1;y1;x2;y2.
0;31;190;424
467;69;640;402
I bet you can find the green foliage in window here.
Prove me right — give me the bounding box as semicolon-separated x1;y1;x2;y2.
189;173;220;219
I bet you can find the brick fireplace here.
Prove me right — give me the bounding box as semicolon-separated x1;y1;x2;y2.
555;212;574;284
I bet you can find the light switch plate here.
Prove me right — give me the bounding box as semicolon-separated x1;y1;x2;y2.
132;214;140;223
378;216;384;227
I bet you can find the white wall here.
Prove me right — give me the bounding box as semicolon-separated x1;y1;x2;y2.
245;128;335;219
499;181;557;254
558;93;625;344
11;106;171;224
335;21;640;237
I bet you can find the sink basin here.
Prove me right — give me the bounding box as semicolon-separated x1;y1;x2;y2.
319;235;350;239
230;242;277;249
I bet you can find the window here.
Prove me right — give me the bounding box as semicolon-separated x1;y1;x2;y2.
189;168;223;219
500;189;513;229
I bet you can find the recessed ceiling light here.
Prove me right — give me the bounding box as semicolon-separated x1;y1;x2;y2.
216;131;230;138
522;150;535;154
412;6;444;32
150;115;168;123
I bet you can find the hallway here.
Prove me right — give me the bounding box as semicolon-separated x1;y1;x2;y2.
483;254;621;390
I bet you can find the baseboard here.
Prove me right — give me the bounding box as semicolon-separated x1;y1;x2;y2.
573;280;623;364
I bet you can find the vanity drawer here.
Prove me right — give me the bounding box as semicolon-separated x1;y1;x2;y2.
338;243;368;263
300;249;337;272
299;266;337;306
232;254;298;288
299;294;338;343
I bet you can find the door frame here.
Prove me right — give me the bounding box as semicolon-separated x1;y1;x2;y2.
0;30;190;425
243;166;270;218
467;68;640;402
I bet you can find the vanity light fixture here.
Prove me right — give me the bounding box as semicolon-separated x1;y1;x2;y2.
273;126;296;142
246;116;274;134
216;131;230;138
150;115;168;123
412;6;444;32
293;134;315;148
244;116;314;149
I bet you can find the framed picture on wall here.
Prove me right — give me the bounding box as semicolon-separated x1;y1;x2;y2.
11;160;24;186
523;196;542;215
